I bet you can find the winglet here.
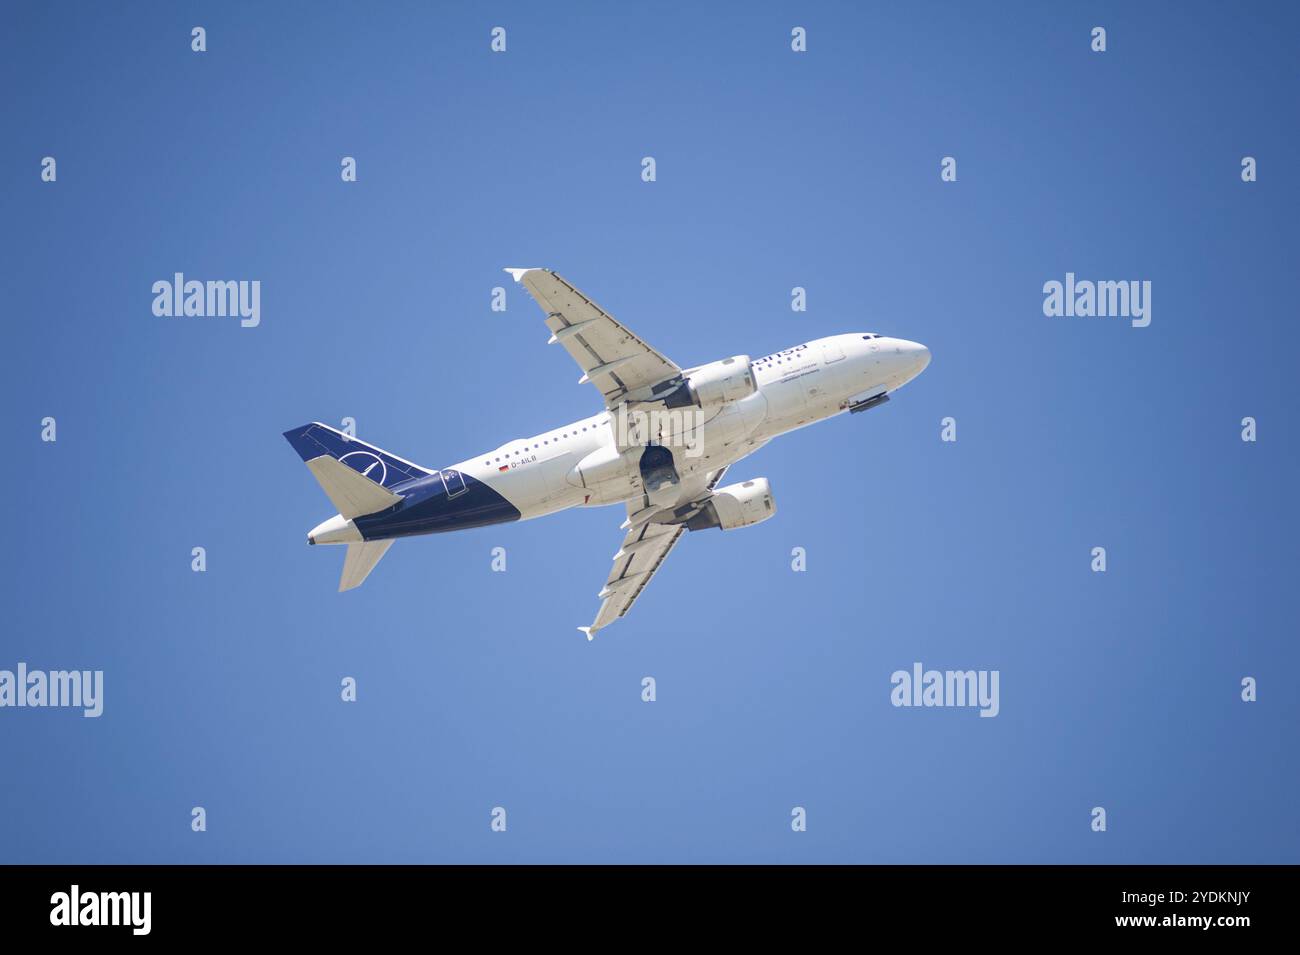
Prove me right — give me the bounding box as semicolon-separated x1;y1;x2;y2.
577;626;595;642
503;267;539;283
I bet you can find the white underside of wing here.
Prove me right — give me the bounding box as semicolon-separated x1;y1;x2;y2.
505;268;681;408
580;466;730;638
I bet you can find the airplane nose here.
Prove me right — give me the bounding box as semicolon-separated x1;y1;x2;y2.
895;339;930;377
913;342;931;373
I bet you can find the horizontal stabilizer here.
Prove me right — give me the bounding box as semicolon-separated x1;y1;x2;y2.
306;455;402;520
339;540;394;592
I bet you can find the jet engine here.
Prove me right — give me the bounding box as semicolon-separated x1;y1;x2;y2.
685;478;776;531
660;356;756;411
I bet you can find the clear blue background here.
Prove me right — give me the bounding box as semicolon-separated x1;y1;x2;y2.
2;1;1296;863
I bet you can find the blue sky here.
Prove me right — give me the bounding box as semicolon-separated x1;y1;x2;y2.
2;1;1296;863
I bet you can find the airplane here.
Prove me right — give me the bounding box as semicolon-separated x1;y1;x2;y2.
284;268;931;639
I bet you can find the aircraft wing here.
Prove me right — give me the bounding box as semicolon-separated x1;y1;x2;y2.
578;466;729;639
505;268;682;408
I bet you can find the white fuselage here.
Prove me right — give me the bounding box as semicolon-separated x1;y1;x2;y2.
451;333;931;521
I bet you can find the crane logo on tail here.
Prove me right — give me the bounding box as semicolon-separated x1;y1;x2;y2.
338;451;388;485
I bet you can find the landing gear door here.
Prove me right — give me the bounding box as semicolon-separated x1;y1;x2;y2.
441;468;467;498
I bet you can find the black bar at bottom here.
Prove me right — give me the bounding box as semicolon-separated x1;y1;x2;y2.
0;864;1285;939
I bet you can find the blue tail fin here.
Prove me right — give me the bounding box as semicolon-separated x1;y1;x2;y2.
283;422;431;491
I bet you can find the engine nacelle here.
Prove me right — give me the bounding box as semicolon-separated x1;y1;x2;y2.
685;478;776;531
663;355;755;411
